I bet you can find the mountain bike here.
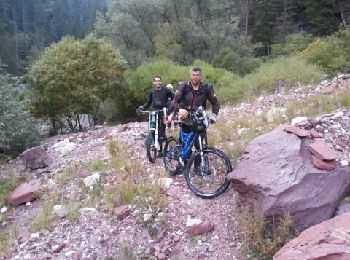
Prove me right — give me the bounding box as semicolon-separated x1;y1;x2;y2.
163;107;232;199
137;109;166;163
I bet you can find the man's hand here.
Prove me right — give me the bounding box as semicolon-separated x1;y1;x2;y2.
178;109;188;119
209;113;217;124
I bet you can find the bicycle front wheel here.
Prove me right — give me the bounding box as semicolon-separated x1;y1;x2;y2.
163;137;182;176
146;132;157;163
184;147;232;199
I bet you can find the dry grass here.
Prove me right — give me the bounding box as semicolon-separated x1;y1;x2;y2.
239;211;297;260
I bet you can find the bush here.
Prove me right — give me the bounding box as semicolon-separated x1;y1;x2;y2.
124;59;239;114
213;48;262;76
240;212;297;260
217;56;324;104
0;71;39;158
300;28;350;76
272;34;314;57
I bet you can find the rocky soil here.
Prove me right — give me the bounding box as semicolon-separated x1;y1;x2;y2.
1;74;350;260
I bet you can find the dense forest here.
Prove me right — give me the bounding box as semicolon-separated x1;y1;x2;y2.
0;0;106;74
1;0;350;74
1;0;350;158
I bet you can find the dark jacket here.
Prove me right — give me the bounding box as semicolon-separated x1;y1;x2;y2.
142;86;174;110
172;81;220;115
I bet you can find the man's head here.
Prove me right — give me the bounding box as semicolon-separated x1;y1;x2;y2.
190;67;202;86
153;75;162;89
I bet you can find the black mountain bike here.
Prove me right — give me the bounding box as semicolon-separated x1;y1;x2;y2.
137;109;164;163
163;107;232;199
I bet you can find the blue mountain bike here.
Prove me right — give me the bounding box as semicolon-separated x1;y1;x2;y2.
163;107;232;199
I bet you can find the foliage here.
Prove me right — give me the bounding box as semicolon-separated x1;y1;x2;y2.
300;28;350;76
216;56;324;104
0;174;19;206
272;34;314;57
240;212;297;259
27;35;126;130
0;68;39;157
0;0;107;75
212;47;262;76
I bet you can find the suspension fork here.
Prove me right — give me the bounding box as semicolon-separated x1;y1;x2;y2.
155;112;160;150
198;134;206;165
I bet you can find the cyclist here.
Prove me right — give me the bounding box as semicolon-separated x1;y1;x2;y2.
172;67;220;167
138;75;174;157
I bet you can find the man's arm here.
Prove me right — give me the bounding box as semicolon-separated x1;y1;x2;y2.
207;84;220;115
172;83;185;112
142;90;153;110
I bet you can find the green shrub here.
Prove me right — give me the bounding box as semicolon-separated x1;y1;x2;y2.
272;34;314;57
0;71;39;157
217;56;324;104
300;28;350;76
213;48;262;76
0;174;19;205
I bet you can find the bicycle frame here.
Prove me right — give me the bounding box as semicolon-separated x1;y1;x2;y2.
140;109;166;150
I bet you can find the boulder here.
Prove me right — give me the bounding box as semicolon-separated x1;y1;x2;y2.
6;179;41;206
228;129;350;231
274;213;350;260
18;146;50;170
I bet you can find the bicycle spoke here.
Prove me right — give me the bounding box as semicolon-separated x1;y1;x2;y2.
184;148;231;198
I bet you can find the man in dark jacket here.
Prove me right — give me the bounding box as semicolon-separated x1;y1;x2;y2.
173;67;220;124
139;75;174;157
172;67;220;168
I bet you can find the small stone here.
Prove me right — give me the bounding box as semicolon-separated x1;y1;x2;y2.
83;173;100;187
114;205;131;220
144;213;152;222
0;207;8;214
340;160;349;167
53;205;69;218
31;233;40;239
186;217;202;227
53;243;66;253
207;245;215;252
186;221;214;236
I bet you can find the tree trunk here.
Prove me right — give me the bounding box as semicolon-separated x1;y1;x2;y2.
11;4;19;71
339;1;349;28
245;0;250;38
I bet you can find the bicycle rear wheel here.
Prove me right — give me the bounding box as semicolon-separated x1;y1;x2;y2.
163;137;182;175
184;147;232;199
146;132;157;163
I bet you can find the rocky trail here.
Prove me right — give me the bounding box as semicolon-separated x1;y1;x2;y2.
1;74;350;260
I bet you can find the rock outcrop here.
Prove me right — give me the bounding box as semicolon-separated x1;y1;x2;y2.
228;129;350;231
17;146;50;170
274;212;350;260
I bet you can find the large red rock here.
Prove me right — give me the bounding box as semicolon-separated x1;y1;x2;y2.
274;213;350;260
6;179;41;206
18;146;50;170
228;130;350;231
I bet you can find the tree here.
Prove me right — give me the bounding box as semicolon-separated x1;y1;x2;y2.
27;35;126;131
0;64;39;158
